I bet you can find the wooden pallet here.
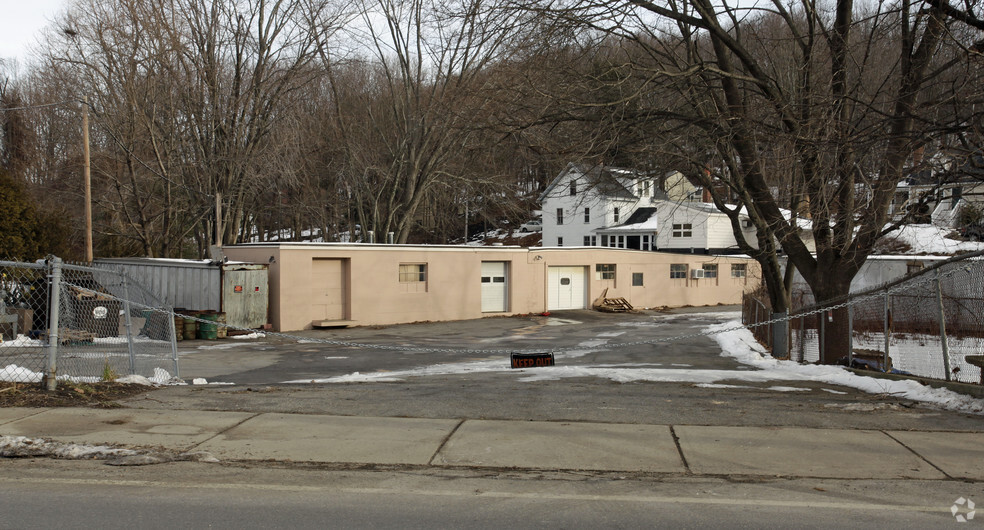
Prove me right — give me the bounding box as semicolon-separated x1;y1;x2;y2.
598;297;634;312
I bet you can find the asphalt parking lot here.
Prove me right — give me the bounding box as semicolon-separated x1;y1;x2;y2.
125;307;984;432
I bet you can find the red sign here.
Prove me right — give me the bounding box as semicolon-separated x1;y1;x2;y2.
234;285;243;293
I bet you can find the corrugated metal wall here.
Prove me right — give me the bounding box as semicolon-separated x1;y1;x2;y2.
95;259;221;312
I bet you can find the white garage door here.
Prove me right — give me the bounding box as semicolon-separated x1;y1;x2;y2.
481;261;508;312
547;266;587;310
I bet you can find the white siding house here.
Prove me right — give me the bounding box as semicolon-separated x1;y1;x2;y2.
540;163;815;254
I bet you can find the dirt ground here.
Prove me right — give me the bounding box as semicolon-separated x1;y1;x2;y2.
0;382;154;408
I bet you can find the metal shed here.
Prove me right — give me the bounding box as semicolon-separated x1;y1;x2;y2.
94;258;269;329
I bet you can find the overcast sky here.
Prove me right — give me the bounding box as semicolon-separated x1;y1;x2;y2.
0;0;67;65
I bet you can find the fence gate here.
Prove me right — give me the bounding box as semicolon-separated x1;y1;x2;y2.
0;257;179;388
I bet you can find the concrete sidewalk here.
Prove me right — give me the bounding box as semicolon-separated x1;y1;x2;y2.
2;407;982;480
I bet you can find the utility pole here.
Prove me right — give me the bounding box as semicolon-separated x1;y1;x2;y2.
215;191;223;247
83;97;93;262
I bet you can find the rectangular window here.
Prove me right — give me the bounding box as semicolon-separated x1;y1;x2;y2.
570;180;577;196
614;207;620;223
632;272;644;286
672;223;693;238
601;235;609;247
556;208;564;225
731;264;746;278
596;264;616;280
584;208;590;223
670;264;688;279
399;263;427;283
702;264;718;278
557;237;563;247
583;236;591;246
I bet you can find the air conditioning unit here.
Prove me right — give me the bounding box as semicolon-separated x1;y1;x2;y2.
691;268;705;279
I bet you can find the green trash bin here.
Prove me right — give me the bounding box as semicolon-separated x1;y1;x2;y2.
197;312;218;340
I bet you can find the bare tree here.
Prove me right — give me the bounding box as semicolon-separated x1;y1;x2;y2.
317;0;537;243
519;0;984;362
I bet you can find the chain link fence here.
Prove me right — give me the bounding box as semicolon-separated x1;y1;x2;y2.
744;252;984;384
1;258;178;387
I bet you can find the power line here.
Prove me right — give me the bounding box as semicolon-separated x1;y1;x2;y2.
0;100;77;112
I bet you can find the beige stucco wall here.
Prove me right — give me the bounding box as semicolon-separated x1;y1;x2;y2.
223;244;760;331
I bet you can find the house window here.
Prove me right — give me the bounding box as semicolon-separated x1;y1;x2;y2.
596;264;616;280
556;208;564;225
601;235;609;246
399;263;427;283
584;208;590;223
672;223;693;237
584;236;591;246
670;264;688;279
702;264;718;278
557;237;563;247
906;261;924;275
731;264;746;278
632;272;644;286
570;179;577;196
642;235;651;251
614;207;620;223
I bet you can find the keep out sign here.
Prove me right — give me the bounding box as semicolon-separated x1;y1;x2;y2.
510;352;555;369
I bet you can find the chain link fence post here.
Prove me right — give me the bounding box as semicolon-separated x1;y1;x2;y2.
935;268;952;381
46;257;62;391
169;309;180;379
883;291;891;371
847;304;854;366
121;275;137;375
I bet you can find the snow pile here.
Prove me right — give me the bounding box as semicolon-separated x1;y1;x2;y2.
0;436;220;464
0;435;136;459
1;364;180;385
707;320;984;414
231;332;265;340
0;364;43;383
882;223;984;255
0;335;44;348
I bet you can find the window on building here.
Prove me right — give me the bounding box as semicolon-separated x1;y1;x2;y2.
601;235;609;247
614;207;620;223
556;208;564;225
557;237;563;247
596;264;616;280
642;235;651;251
672;223;693;237
906;261;924;275
570;180;577;196
731;264;746;278
632;272;644;286
399;263;427;283
702;264;718;278
584;236;591;246
584;208;590;223
670;264;688;279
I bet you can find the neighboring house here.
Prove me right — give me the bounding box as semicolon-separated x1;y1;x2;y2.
539;163;813;254
222;243;759;331
891;152;984;227
538;163;698;250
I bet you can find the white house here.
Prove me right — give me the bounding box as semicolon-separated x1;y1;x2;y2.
539;162;814;254
538;163;698;250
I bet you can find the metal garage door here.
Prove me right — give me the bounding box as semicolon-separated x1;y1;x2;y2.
547;266;587;310
481;261;508;312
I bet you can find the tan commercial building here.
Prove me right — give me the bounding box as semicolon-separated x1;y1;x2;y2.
222;244;760;332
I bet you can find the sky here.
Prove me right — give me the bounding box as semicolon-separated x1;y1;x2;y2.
0;0;67;66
